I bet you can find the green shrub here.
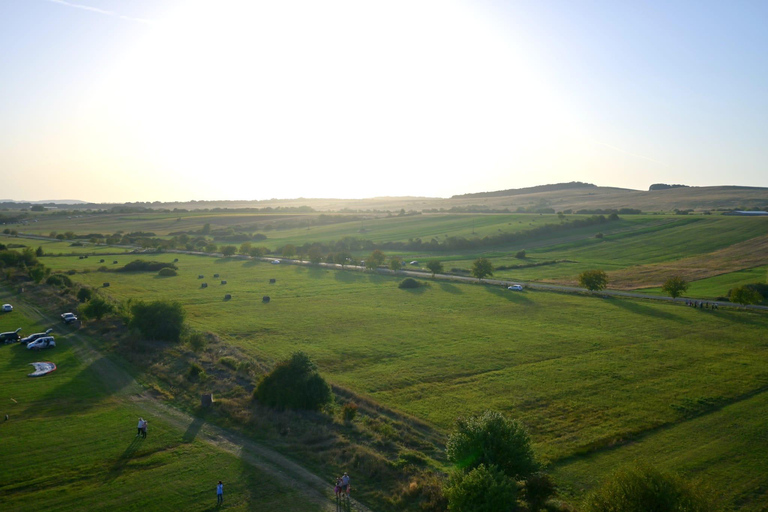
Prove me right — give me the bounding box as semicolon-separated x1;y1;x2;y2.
185;330;208;352
77;287;93;303
342;402;358;422
445;464;519;512
187;363;206;381
583;464;719;512
157;267;178;277
81;296;115;320
255;352;333;411
399;278;422;289
523;473;557;511
515;249;526;259
446;410;538;480
129;300;186;342
118;260;177;272
46;274;73;288
219;356;238;370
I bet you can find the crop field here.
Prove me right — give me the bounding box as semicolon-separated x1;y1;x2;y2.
35;249;768;508
0;295;324;512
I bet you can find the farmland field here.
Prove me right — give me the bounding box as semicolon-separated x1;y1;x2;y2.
32;248;768;509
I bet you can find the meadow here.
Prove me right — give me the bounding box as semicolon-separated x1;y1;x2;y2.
35;250;768;509
0;291;327;512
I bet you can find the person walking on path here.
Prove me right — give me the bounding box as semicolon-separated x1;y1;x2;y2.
217;481;224;505
341;472;350;498
141;419;148;439
136;418;144;437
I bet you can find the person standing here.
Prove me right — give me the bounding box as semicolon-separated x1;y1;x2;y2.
141;419;148;439
137;418;144;437
341;472;350;497
217;481;224;505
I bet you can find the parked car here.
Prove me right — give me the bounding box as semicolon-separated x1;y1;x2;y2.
0;328;22;343
27;336;55;350
1;304;12;312
21;328;54;345
61;312;78;324
409;261;418;265
271;259;281;264
508;284;524;291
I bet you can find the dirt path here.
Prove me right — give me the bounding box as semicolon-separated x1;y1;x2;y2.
4;287;373;512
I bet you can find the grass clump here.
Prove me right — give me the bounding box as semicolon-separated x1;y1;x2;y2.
158;267;178;277
399;277;423;289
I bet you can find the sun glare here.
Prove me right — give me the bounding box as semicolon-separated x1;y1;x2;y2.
81;0;572;200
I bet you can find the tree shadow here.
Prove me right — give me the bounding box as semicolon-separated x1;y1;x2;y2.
486;286;533;304
439;282;463;295
607;298;687;323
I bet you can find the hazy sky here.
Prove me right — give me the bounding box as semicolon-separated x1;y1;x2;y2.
1;0;767;202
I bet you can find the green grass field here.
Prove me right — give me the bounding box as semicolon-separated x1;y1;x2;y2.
0;298;324;512
35;250;768;508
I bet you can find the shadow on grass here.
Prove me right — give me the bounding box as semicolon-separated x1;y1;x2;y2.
334;270;364;283
336;495;352;512
104;435;143;482
300;266;328;280
399;285;428;295
182;416;205;443
486;286;533;304
607;298;687;323
439;282;463;294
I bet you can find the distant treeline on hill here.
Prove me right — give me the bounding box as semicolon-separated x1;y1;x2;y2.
451;181;596;199
649;183;690;191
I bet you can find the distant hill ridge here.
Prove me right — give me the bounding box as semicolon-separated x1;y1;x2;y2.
452;181;597;199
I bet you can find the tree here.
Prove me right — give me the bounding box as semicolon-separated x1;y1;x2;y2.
445;464;519;512
221;245;237;257
238;242;252;255
81;296;114;320
662;276;689;299
77;287;94;303
471;258;494;281
129;300;186;342
730;285;762;305
446;410;538;480
35;246;44;257
28;265;48;283
308;246;324;264
515;250;526;259
255;352;333;411
204;243;218;253
426;260;444;278
367;249;386;268
282;244;296;258
579;269;608;291
583;464;718;512
389;257;402;272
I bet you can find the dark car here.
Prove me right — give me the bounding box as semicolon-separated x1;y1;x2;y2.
20;328;54;345
1;328;22;343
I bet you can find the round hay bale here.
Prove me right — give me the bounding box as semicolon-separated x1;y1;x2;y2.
262;296;270;303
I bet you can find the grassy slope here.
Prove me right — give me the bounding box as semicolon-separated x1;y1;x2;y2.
44;253;768;507
0;299;322;512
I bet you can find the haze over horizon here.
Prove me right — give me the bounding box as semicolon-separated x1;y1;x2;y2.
2;0;767;203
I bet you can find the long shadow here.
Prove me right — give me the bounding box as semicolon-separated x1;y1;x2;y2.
104;435;143;482
486;286;533;305
182;416;205;443
334;270;364;283
336;495;352;512
439;282;463;295
607;297;687;323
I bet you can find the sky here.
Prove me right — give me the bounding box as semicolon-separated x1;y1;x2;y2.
1;0;767;203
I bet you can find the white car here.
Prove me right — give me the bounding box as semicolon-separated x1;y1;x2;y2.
61;312;78;324
271;259;281;264
21;328;54;345
508;284;524;291
1;304;12;312
27;336;55;350
409;261;418;265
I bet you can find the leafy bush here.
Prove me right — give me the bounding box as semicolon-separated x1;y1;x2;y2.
399;278;422;289
515;249;526;259
255;352;333;411
77;287;93;303
185;330;208;352
219;356;238;370
46;274;73;288
187;363;207;381
447;410;538;480
523;473;557;511
118;260;177;272
81;296;115;320
445;464;520;512
583;464;719;512
342;402;358;422
157;267;178;277
128;300;186;342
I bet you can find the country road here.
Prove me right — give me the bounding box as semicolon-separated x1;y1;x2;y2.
2;286;373;512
